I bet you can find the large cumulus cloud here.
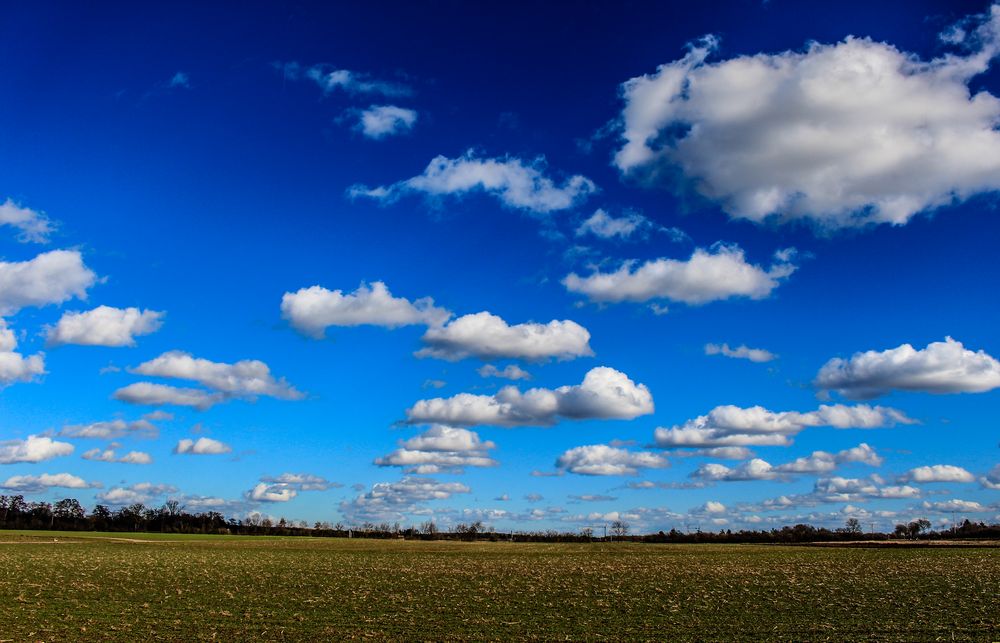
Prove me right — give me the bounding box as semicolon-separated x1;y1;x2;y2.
614;5;1000;229
406;366;653;427
816;337;1000;399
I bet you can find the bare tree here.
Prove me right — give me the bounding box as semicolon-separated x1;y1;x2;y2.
610;520;630;538
163;499;182;516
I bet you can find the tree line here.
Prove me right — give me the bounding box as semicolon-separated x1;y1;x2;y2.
2;495;998;543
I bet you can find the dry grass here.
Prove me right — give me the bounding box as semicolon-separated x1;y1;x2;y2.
0;531;998;640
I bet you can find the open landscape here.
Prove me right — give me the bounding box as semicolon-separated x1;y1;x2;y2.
4;1;1000;639
1;531;998;640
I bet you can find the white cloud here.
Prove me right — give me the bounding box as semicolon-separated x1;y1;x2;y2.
752;451;820;474
556;444;668;476
0;250;97;315
614;5;1000;229
0;472;94;491
576;209;654;240
113;382;225;410
119;451;153;464
692;458;777;481
247;472;339;502
815;476;920;502
922;499;987;513
1;323;22;354
901;464;976;483
834;443;884;467
281;281;451;338
406;366;653;427
248;482;297;503
60;418;158;439
417;312;593;361
349;151;596;214
570;494;617;502
0;199;53;243
341;477;471;522
874;486;922;500
0;349;45;385
96;482;177;506
129;351;303;401
179;495;249;515
174;437;232;455
704;342;776;363
695;443;884;481
0;435;74;464
81;450;117;463
375;426;498;474
700;501;727;514
982;464;1000;490
689;446;755;460
401;425;493;452
169;72;190;89
757;475;922;510
563;244;795;305
770;444;882;475
477;364;532;381
260;473;338;491
298;64;413;98
46;306;164;347
654;404;913;448
82;448;152;464
356;105;417;139
815;337;1000;399
0;320;45;386
760;495;797;510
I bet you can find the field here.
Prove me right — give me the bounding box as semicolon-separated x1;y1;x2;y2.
1;532;998;641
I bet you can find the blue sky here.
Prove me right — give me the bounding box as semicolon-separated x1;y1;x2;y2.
1;0;999;532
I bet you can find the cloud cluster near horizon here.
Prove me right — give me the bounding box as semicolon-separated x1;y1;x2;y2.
654;404;914;448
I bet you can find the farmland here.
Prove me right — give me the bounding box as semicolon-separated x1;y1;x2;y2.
0;532;998;641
